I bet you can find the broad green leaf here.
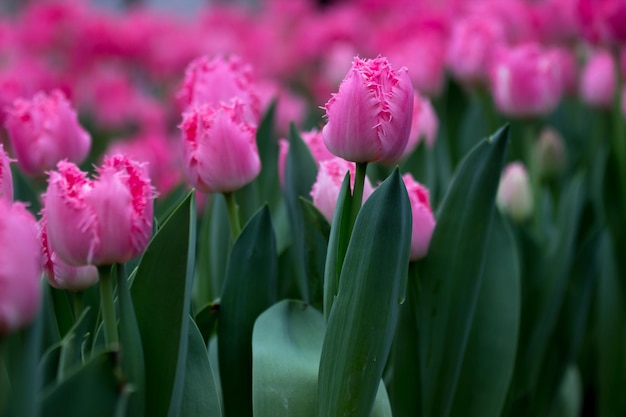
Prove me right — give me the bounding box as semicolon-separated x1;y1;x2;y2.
285;123;319;302
449;212;520;417
317;169;412;417
416;126;509;417
181;320;223;417
550;366;582;417
255;100;281;211
195;302;220;346
218;206;277;417
117;264;145;417
132;191;196;417
40;351;121;417
322;173;352;321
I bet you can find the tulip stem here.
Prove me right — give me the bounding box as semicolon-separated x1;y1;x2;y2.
98;265;119;350
224;192;242;239
349;162;368;231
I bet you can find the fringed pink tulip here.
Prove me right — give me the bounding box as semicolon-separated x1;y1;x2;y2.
402;174;435;261
310;157;374;223
43;155;155;266
496;162;534;223
0;144;13;201
489;44;563;118
322;56;414;165
4;90;91;177
180;100;260;193
580;49;615;109
0;200;41;334
40;218;99;291
177;54;261;123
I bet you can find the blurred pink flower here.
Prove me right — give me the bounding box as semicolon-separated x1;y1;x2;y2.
0;144;13;202
489;44;563;118
255;80;307;136
40;218;99;292
43;155;155;266
180;100;260;193
580;49;616;109
177;55;261;123
553;47;578;96
401;93;439;161
322;56;414;164
402;173;435;261
310;157;374;223
497;161;533;223
577;0;626;45
4;90;91;177
531;0;580;45
278;129;335;188
0;200;41;334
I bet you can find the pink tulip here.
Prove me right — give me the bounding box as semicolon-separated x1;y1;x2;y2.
580;49;616;109
4;90;91;177
577;0;626;45
489;44;563;118
278;129;335;188
310;157;374;223
180;100;260;194
401;93;439;160
40;218;99;291
0;144;13;201
43;155;155;266
177;55;261;123
447;14;506;86
496;162;533;223
402;173;435;261
0;200;41;334
322;56;414;164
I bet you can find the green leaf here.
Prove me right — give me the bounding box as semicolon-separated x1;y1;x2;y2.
40;351;121;417
131;191;196;417
253;300;393;417
317;168;412;417
322;173;352;322
194;302;220;346
416;126;509;417
285;123;319;302
10;165;42;215
181;320;223;417
449;211;520;417
218;206;277;417
255;100;281;211
551;366;582;417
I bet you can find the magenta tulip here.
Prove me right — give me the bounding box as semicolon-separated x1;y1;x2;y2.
0;200;42;334
322;56;414;165
402;174;435;261
580;49;615;109
4;90;91;177
43;155;155;266
0;144;13;201
180;100;260;193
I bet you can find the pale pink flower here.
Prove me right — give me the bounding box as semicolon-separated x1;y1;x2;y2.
401;93;439;161
447;14;506;86
322;56;414;164
177;55;261;123
43;155;155;266
496;162;534;223
40;218;99;292
0;200;41;334
278;129;335;188
0;144;13;202
310;157;375;223
180;100;260;193
580;49;616;109
402;173;435;261
4;90;91;177
489;44;563;118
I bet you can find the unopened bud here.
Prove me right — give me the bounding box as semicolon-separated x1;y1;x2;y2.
534;127;566;180
496;162;533;223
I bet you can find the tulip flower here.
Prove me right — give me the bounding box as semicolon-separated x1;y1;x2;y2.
0;144;13;201
0;200;42;334
322;56;414;165
577;0;626;45
402;174;436;261
534;127;567;180
180;100;260;194
4;90;91;177
496;162;534;223
400;93;439;161
310;157;375;223
580;49;615;109
43;155;155;267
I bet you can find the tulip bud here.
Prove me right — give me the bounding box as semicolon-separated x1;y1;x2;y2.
310;157;375;223
580;49;615;109
0;144;13;201
0;200;41;334
43;155;156;266
4;90;91;177
402;174;436;261
322;56;414;164
496;162;534;223
180;100;260;194
534;127;567;180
